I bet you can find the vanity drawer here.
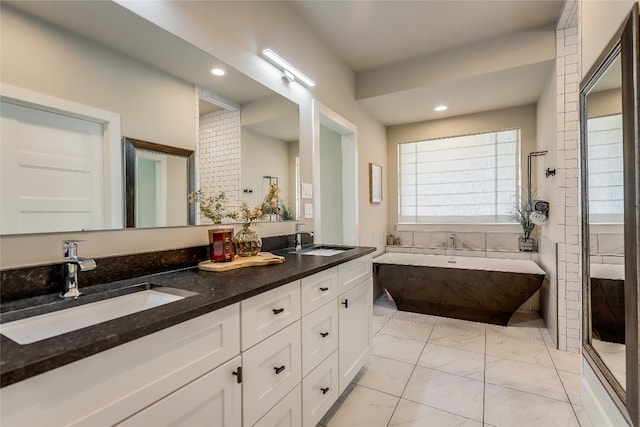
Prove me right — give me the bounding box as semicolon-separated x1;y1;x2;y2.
337;255;372;295
241;281;301;350
302;351;339;427
253;383;302;427
300;267;337;316
301;300;338;377
242;321;302;427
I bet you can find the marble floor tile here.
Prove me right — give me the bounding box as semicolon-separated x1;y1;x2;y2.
320;383;399;427
417;343;485;381
548;348;581;374
372;315;390;335
484;384;580;427
558;370;582;405
402;366;484;422
373;334;426;364
573;404;595;427
485;355;568;402
388;398;482;427
427;325;486;354
374;304;398;318
392;310;439;325
486;323;545;344
379;318;434;341
485;334;554;368
354;355;415;397
434;316;486;334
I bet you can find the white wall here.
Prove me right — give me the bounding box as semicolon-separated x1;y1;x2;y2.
319;125;344;244
0;5;195;149
241;128;291;210
581;0;637;78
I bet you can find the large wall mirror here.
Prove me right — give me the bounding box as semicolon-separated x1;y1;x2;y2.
0;0;300;234
580;4;639;425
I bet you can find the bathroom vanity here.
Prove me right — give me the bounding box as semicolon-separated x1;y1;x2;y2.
0;246;374;426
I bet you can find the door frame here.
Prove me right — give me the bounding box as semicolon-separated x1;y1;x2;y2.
312;100;358;245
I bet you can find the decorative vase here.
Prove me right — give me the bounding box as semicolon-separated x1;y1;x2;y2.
519;237;534;252
234;225;262;257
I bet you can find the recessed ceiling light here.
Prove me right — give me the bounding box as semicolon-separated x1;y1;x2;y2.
434;105;448;112
211;68;225;76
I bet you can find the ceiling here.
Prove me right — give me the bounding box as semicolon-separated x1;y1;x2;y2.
289;0;565;126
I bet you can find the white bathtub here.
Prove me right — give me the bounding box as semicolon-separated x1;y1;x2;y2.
373;252;545;275
373;252;546;325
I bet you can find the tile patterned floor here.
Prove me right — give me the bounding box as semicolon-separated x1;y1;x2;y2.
319;296;592;427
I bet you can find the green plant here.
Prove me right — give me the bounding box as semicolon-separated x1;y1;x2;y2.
281;203;294;221
188;190;236;224
511;196;536;239
262;183;283;216
236;200;264;228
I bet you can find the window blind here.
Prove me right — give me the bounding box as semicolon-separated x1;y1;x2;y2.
398;129;520;223
587;114;623;223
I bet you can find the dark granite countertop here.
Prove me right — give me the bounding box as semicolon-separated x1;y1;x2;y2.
0;246;375;388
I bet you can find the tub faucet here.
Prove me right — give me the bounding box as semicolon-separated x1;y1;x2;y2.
61;240;96;299
449;233;456;249
294;223;314;251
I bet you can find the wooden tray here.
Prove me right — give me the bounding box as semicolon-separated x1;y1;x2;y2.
198;252;285;272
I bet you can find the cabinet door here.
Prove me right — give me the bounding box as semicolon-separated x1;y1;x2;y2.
337;255;372;295
302;351;339;427
300;267;337;316
301;300;338;377
0;304;240;427
241;281;301;350
338;278;372;394
253;383;301;427
243;321;302;427
117;356;242;427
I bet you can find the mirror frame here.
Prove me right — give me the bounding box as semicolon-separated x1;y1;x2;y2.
580;3;640;425
123;137;195;228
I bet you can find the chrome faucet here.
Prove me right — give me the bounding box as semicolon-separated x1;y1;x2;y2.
61;240;96;299
294;223;314;251
449;233;456;249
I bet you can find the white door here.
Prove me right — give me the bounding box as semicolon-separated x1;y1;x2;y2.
1;100;104;234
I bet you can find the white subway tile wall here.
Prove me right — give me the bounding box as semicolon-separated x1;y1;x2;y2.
556;0;581;353
198;109;241;223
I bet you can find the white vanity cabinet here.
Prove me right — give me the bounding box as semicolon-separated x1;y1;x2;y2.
242;321;302;427
117;356;242;427
0;303;241;427
1;253;374;427
337;255;373;393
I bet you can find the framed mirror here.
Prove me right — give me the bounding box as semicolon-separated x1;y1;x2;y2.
0;0;300;235
580;4;639;425
124;138;195;228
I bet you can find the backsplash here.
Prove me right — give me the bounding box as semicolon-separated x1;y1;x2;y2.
387;231;538;261
589;233;624;264
0;233;311;304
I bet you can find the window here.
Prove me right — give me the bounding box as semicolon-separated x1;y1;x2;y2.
587;114;623;223
398;129;520;223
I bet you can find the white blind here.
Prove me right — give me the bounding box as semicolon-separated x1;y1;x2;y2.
398;129;520;223
587;114;623;223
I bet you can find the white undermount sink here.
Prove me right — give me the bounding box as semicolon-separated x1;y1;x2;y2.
290;245;353;257
301;248;347;256
0;287;195;345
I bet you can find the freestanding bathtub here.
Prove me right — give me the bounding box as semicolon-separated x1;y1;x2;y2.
373;252;546;326
590;263;625;344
